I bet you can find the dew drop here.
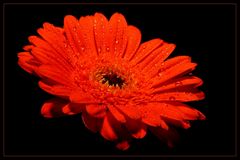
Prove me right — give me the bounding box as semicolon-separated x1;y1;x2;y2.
64;43;68;48
81;47;85;52
73;27;77;32
106;47;110;52
175;81;182;87
74;76;79;81
161;62;165;66
98;48;101;53
115;40;119;44
169;96;176;101
158;73;162;77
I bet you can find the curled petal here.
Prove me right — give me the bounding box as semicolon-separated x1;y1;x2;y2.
116;140;130;151
62;103;84;115
125;118;147;139
108;105;126;123
100;112;118;141
41;98;69;118
149;126;179;148
82;111;103;133
86;104;107;118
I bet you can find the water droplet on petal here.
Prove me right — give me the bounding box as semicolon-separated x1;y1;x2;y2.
98;48;101;53
175;81;182;87
158;73;162;77
73;27;77;31
106;47;110;52
161;62;165;66
115;40;119;44
169;96;175;101
81;47;85;52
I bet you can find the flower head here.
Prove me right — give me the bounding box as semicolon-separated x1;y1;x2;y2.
18;12;205;150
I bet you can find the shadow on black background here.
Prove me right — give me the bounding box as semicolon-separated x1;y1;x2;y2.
3;3;236;156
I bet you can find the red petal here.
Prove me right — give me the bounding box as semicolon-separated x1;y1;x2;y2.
86;104;107;118
38;81;71;97
70;91;98;104
37;65;71;86
138;104;169;129
152;89;205;102
151;76;203;94
100;113;118;141
41;98;69;118
108;105;126;123
151;61;197;87
125;118;147;139
169;102;206;120
18;52;39;74
116;140;130;150
115;104;141;120
92;13;109;55
107;13;128;58
123;26;141;60
31;47;72;73
64;15;85;57
82;111;103;133
138;43;175;70
78;15;98;56
37;23;70;60
149;126;179;148
130;38;163;64
62;103;84;115
140;43;176;77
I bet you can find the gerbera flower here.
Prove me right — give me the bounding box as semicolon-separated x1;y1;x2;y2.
18;12;206;150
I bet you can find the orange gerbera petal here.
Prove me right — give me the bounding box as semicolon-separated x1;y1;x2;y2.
18;12;206;150
38;81;71;98
41;98;70;118
86;104;107;118
92;13;109;55
149;126;179;148
123;26;141;60
108;105;126;123
130;38;163;64
116;140;130;150
107;13;128;58
82;111;103;133
100;112;118;141
18;52;39;74
125;118;147;139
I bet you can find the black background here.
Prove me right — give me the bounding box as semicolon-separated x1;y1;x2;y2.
3;4;236;156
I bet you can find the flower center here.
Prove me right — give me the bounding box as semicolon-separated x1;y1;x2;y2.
101;71;125;88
